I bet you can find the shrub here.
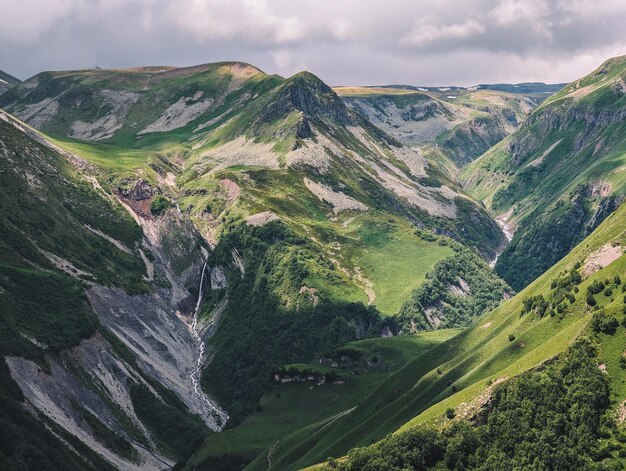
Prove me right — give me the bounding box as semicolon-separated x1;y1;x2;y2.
446;407;456;419
150;195;170;215
587;294;596;307
591;311;619;335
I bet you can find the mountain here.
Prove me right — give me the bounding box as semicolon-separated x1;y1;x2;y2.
0;62;512;469
3;55;615;471
335;85;537;166
475;81;566;96
211;198;625;471
460;55;626;291
0;69;20;95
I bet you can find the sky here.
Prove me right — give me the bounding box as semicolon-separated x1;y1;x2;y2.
1;0;625;86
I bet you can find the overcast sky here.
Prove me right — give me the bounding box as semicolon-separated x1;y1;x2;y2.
1;0;625;86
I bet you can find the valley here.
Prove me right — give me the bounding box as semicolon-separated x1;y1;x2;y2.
0;53;624;471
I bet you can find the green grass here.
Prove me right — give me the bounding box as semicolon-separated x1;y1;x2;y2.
49;136;157;171
183;330;459;469
244;202;626;470
350;220;453;314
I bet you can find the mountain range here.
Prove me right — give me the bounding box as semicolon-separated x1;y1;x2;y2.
0;54;624;470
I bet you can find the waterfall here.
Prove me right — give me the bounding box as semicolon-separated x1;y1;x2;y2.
189;259;228;430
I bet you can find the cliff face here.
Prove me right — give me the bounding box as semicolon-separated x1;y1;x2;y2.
341;88;535;166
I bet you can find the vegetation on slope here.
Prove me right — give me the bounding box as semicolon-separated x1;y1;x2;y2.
461;54;626;290
182;331;459;470
200;219;395;421
243;202;625;470
0;113;209;468
398;244;512;330
319;338;611;470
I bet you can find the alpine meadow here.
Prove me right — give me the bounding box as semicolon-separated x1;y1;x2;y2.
0;1;625;470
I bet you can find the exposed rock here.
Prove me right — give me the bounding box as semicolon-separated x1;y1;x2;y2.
139;95;214;135
6;345;172;470
583;243;623;276
69;89;138;141
210;266;227;290
246;211;279;227
304;178;367;214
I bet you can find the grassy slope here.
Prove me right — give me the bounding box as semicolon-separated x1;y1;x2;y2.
183;330;459;468
459;55;626;289
250;202;626;471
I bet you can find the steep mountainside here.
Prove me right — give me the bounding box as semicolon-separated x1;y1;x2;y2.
0;111;224;469
0;69;20;95
461;55;626;291
336;86;537;166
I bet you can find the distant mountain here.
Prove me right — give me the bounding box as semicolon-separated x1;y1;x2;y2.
374;82;564;95
461;54;626;290
0;69;20;95
336;85;537;166
475;82;566;95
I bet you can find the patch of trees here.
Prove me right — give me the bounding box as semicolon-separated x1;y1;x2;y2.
321;338;611;470
520;267;582;319
398;245;511;331
149;195;170;215
590;311;619;335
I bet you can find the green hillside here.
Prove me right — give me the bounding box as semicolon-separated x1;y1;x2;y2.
240;201;625;470
0;62;513;469
183;330;459;469
461;55;626;291
0;111;215;469
3;56;623;470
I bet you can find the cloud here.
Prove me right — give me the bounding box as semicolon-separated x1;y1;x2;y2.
0;0;624;87
402;18;485;46
166;0;306;45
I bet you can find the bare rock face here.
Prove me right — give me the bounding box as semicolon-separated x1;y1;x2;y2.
121;179;158;201
6;336;173;471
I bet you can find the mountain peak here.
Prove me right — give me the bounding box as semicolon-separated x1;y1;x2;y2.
263;70;350;127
